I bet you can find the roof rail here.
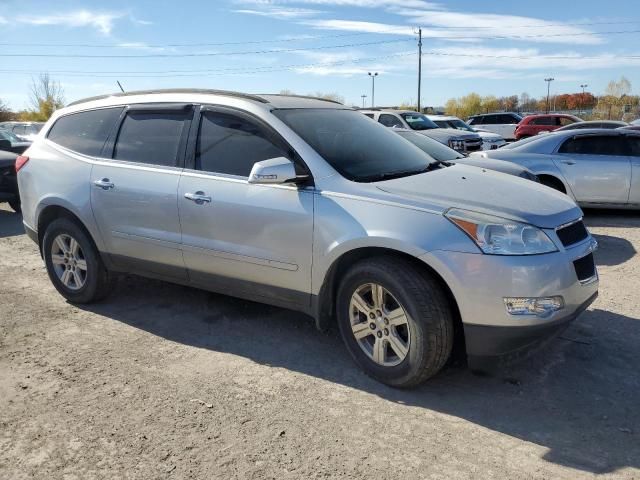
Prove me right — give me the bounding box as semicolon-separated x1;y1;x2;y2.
259;93;344;105
67;88;269;107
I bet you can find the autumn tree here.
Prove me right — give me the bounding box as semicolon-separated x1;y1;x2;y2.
0;98;15;122
19;73;65;121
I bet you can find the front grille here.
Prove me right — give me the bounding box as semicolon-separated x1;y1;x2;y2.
573;253;596;283
464;139;483;152
557;220;589;247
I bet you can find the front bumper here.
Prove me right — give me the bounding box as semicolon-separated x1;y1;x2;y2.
420;236;598;367
482;140;507;150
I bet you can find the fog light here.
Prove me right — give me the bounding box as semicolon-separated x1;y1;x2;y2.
504;296;564;317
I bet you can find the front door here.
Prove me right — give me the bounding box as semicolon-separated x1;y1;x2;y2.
554;134;631;204
177;107;314;308
91;105;193;279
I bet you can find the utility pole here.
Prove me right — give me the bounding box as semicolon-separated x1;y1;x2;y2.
368;72;378;108
580;84;588;114
544;77;554;114
361;94;367;108
417;28;422;113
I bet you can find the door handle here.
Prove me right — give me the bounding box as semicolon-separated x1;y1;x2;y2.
93;178;114;190
184;191;212;205
561;160;576;165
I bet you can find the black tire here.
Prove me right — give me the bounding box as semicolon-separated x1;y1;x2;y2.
8;200;21;213
42;217;113;303
540;176;566;193
336;257;454;388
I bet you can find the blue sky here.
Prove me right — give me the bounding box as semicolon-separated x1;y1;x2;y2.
1;0;639;110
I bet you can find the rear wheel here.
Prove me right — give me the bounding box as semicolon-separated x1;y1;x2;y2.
336;257;454;388
42;218;113;303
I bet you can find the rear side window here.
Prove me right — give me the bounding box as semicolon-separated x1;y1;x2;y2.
500;114;520;124
531;117;554;126
483;115;498;125
467;117;479;125
48;108;122;156
558;135;627;156
114;111;191;167
196;111;286;177
558;117;576;126
362;113;374;119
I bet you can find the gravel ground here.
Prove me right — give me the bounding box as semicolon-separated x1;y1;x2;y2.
0;204;638;479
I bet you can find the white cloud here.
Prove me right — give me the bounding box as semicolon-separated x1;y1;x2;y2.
16;10;124;35
235;0;443;8
232;7;323;19
304;19;414;35
0;16;7;24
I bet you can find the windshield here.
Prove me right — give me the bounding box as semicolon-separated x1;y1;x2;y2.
400;113;438;131
435;119;474;132
396;131;464;161
273;109;437;182
0;130;20;142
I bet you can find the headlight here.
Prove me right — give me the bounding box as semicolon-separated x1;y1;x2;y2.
445;208;558;255
448;139;465;151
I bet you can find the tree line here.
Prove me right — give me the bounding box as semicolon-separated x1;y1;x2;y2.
443;77;638;121
0;74;65;123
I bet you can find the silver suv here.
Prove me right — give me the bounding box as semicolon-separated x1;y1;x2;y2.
18;89;598;387
360;109;483;153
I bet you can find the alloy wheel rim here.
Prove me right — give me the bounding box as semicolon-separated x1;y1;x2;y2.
50;234;87;291
349;283;411;367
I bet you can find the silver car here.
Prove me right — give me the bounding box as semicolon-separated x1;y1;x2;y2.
360;109;483;153
471;129;640;208
18;90;598;387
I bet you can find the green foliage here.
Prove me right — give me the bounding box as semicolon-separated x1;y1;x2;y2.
19;73;65;122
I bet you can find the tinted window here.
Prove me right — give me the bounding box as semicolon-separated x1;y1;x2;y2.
626;136;640;157
531;117;554;126
114;111;191;167
483;115;498;125
363;113;374;119
196;111;286;177
48;108;122;156
468;117;480;125
498;114;517;124
558;117;576;126
378;114;404;128
558;135;627;156
273;109;436;182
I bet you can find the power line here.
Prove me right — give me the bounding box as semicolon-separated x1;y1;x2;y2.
421;51;640;60
0;52;418;78
2;29;639;58
2;20;639;49
0;38;414;58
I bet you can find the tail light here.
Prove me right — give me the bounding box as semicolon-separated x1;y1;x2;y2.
15;155;29;173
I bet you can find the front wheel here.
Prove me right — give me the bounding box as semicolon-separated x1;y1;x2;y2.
336;257;454;388
42;218;113;303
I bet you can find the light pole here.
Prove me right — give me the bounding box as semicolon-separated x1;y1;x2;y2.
544;77;554;113
361;94;367;108
580;84;588;114
368;72;378;108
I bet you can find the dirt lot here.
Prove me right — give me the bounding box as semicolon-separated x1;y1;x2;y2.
0;204;638;479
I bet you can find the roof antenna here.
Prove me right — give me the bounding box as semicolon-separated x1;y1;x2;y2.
116;81;125;93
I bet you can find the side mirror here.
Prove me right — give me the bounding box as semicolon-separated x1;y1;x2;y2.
0;139;11;151
248;157;301;185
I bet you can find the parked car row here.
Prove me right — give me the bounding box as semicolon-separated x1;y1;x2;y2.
472;128;640;207
14;89;599;388
0;121;45;142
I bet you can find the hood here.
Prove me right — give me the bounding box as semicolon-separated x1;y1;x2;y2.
454;157;528;177
417;128;479;143
374;164;581;229
474;130;502;140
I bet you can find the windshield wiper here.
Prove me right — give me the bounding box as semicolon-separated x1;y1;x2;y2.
360;162;450;182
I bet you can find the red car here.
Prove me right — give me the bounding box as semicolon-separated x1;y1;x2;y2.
514;114;582;140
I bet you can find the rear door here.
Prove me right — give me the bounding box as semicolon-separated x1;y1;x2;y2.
554;134;631;204
177;106;314;308
626;135;640;204
90;104;193;279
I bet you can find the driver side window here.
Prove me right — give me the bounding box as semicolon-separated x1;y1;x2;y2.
378;114;404;128
197;111;287;177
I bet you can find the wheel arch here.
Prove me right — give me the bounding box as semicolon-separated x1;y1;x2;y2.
36;203;103;259
314;246;466;360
